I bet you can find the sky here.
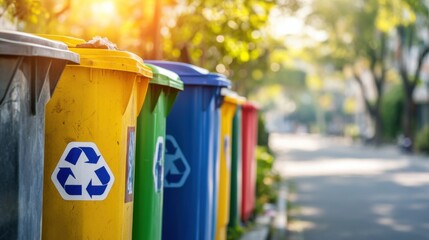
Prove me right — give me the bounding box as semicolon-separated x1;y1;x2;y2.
267;1;328;50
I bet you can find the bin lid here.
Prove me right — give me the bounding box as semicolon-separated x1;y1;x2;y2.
0;31;79;63
221;88;246;105
145;63;183;90
38;34;152;78
243;101;259;110
145;60;230;87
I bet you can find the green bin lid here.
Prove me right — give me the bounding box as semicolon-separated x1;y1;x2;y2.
145;63;184;91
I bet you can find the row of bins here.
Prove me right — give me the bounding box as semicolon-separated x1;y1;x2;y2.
0;31;259;240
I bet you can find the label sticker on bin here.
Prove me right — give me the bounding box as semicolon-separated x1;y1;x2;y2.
153;136;164;193
125;127;136;203
52;142;114;201
164;135;190;188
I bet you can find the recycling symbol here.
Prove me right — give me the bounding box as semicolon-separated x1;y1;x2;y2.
51;142;114;201
153;136;164;192
164;135;190;188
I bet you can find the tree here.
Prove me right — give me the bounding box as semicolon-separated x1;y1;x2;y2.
0;0;176;59
1;0;296;96
162;0;279;95
0;0;44;28
393;0;429;145
305;0;389;144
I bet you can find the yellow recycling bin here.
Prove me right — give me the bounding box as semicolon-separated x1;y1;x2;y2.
41;35;152;240
216;89;246;240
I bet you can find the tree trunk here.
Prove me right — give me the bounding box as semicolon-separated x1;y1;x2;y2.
373;98;383;145
403;91;416;144
353;70;383;145
179;45;192;63
152;0;163;60
396;23;429;149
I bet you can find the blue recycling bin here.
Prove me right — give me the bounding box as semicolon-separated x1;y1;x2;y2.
146;61;230;240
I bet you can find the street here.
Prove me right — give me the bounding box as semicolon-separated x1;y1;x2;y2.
271;133;429;240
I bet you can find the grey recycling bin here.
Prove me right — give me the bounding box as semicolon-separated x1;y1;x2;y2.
0;31;79;240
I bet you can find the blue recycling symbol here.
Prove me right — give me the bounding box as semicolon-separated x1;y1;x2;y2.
153;137;164;192
164;135;190;188
52;142;114;201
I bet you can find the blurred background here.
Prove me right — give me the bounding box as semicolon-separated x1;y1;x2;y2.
2;0;429;150
3;1;429;239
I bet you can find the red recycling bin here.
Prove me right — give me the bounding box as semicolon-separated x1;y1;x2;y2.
240;102;258;222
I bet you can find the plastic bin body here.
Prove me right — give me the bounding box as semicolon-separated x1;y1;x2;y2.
241;103;258;222
133;64;183;240
216;92;245;240
146;61;230;240
228;106;243;228
41;35;151;240
0;31;78;240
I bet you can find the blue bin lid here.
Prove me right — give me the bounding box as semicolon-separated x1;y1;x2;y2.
145;60;230;87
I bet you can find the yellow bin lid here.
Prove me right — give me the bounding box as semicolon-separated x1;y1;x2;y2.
38;34;152;79
221;88;246;105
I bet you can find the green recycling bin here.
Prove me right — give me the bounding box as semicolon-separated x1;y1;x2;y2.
132;64;184;240
228;103;244;228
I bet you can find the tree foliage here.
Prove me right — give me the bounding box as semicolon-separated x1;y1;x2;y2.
302;0;429;143
162;0;288;94
0;0;292;96
389;0;429;142
303;0;391;142
0;0;43;26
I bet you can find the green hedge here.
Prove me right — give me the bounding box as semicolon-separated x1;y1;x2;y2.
381;84;404;141
415;125;429;154
255;147;281;215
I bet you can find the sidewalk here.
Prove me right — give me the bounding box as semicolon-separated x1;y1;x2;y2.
271;133;429;240
239;185;288;240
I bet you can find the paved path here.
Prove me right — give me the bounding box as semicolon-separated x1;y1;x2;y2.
271;134;429;240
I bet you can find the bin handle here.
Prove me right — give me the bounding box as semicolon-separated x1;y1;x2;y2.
202;87;216;112
48;60;67;97
165;87;180;116
31;57;52;115
0;56;23;106
148;84;162;113
216;89;224;109
136;76;149;116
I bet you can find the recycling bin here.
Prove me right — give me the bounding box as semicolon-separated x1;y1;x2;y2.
132;64;183;240
146;61;230;240
41;35;152;240
241;102;258;222
0;31;78;240
228;102;244;228
216;90;245;240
